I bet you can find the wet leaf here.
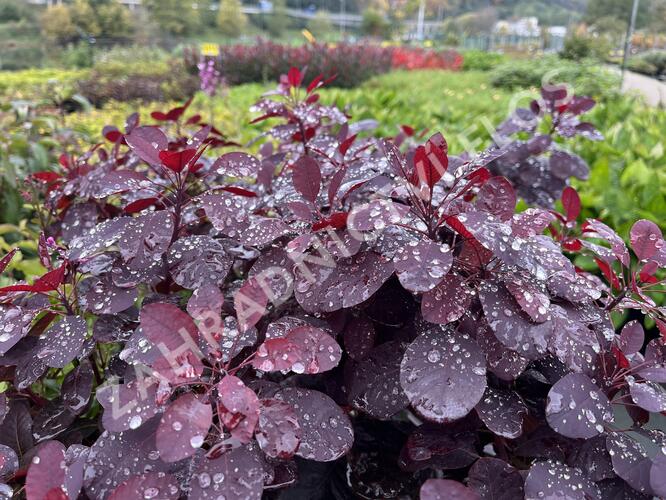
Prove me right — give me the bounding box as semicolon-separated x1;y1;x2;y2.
400;326;486;423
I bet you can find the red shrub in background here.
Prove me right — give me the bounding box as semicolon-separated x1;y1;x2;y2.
390;47;463;71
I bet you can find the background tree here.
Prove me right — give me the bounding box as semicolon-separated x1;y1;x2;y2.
218;0;247;38
96;1;133;39
143;0;200;36
0;0;34;23
308;10;333;38
265;0;290;37
362;8;390;37
70;0;100;36
585;0;649;30
40;4;76;44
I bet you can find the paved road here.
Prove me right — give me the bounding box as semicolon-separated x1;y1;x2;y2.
621;69;666;107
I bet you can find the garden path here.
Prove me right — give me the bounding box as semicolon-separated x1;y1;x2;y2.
620;69;666;106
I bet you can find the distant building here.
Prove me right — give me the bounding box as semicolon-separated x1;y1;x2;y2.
494;17;541;37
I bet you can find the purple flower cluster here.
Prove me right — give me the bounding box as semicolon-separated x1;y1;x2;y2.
197;56;224;98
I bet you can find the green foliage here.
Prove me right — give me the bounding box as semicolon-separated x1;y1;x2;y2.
40;4;77;44
40;0;133;45
560;35;610;61
143;0;200;36
460;50;506;71
0;0;34;23
265;0;289;37
76;46;198;105
308;10;334;39
217;0;247;39
362;8;390;38
489;55;620;100
628;50;666;78
575;96;666;235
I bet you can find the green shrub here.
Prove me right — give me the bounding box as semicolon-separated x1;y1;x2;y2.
460;50;506;71
560;34;609;61
489;56;619;99
77;46;198;105
628;50;666;78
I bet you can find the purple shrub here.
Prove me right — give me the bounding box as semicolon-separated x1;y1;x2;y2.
0;67;665;499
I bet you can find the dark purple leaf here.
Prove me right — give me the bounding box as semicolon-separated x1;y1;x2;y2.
393;240;452;292
511;208;555;238
524;460;600;499
0;401;32;457
0;445;17;482
475;321;529;380
292;156;321;202
0;306;35;355
217;375;259;443
155;393;212;462
402;422;478;471
167;235;232;289
213;152;262;177
234;276;268;332
620;320;645;355
606;431;665;496
545;373;612;439
189;446;263;499
37;315;87;368
255;399;301;459
26;440;68;500
84;275;137;314
630;219;663;261
567;435;615;482
275;387;353;462
97;379;164;432
118;211;174;266
348;341;409;419
421;274;472;325
476;176;516;221
629;378;666;412
475;387;527;439
125;126;168;166
504;277;550;323
294;251;393;313
420;479;480;500
108;472;180;500
342;315;375;360
83;418;170;499
139;303;203;382
582;219;630;266
467;458;524;500
479;282;549;358
550;150;589;180
400;326;486;423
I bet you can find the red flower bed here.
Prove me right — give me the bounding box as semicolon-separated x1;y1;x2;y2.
390;47;463;71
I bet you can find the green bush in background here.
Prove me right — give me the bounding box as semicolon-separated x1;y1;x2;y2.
489;55;620;99
628;50;666;79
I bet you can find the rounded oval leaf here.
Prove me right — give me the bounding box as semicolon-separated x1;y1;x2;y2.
524;460;600;499
546;373;612;439
475;387;527;439
400;326;486;423
255;399;301;459
108;472;180;500
275;387;353;462
155;393;212;462
420;479;480;500
189;446;263;499
468;458;524;500
393;240;452;293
